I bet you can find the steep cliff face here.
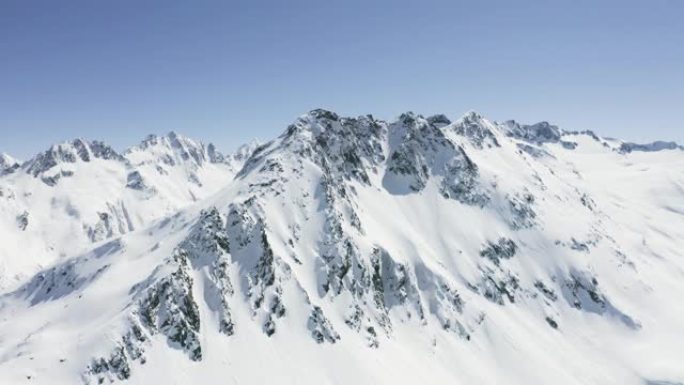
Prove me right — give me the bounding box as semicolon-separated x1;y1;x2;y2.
0;110;683;385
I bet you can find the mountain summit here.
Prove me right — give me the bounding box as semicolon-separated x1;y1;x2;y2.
0;111;683;385
0;152;19;174
0;133;258;288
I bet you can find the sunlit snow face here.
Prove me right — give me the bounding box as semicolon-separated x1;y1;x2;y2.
1;111;683;385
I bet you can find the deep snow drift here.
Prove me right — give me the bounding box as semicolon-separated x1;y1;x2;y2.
0;110;682;385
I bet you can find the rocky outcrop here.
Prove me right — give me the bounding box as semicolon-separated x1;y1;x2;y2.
503;120;577;149
385;112;489;204
449;111;500;149
480;238;517;266
619;141;682;153
84;251;201;384
25;139;125;177
85;202;134;242
0;153;20;175
308;306;340;344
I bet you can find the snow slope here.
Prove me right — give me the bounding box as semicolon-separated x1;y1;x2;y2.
0;133;258;289
0;110;682;385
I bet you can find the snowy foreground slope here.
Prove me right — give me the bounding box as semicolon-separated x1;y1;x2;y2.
0;110;683;385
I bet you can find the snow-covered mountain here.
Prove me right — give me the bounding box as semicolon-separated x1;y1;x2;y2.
0;153;20;175
0;133;258;289
0;110;683;385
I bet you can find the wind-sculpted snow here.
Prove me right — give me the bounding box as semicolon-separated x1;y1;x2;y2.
1;109;684;385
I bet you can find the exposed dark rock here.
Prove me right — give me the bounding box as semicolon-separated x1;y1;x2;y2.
440;147;490;206
534;280;558;302
308;306;340;344
619;141;682;154
480;238;517;266
16;211;29;231
508;192;537;229
136;250;202;361
25;139;124;177
450;111;500;148
125;171;147;190
545;316;559;329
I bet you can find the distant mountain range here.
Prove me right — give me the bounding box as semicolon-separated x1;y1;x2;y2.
0;110;682;385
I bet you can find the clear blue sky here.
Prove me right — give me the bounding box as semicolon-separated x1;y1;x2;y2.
1;0;682;159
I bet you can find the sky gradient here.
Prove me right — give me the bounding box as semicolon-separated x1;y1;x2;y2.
1;0;682;159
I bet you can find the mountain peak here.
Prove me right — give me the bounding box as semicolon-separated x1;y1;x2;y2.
0;152;20;174
460;109;484;121
503;120;562;144
307;108;340;122
279;109;385;150
0;152;18;166
137;131;199;150
127;131;259;171
449;111;500;148
23;138;124;177
426;114;452;127
1;110;684;385
232;139;262;162
127;131;213;167
166;130;201;148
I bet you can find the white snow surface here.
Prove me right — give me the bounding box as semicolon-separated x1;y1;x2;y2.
0;133;254;289
0;110;683;385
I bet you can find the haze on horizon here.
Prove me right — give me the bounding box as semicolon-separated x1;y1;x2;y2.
1;0;682;159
